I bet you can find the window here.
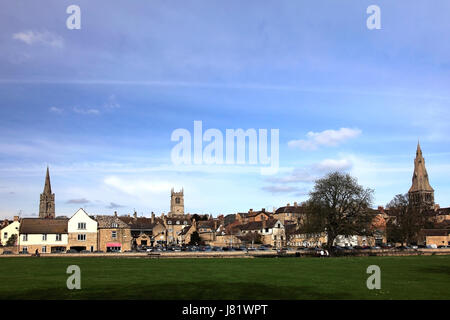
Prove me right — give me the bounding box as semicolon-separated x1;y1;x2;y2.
175;197;180;204
112;231;117;239
176;220;180;225
183;221;187;225
22;246;28;253
56;234;62;241
167;220;172;224
42;234;47;241
78;222;86;230
78;234;86;241
42;246;47;253
22;234;28;241
112;223;118;228
3;232;7;239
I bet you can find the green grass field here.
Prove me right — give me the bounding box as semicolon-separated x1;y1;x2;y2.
0;255;449;299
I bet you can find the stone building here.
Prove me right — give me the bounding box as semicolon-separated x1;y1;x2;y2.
408;142;435;209
39;167;55;219
164;215;190;245
119;212;162;248
96;214;131;252
67;208;98;252
236;219;286;248
273;202;305;224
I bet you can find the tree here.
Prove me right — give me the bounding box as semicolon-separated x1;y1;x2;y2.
240;232;262;245
300;172;374;250
5;234;17;247
386;194;429;245
189;231;202;245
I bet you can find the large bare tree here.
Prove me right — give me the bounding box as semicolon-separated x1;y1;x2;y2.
300;172;374;250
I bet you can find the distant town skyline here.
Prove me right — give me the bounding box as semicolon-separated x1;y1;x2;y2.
1;1;450;218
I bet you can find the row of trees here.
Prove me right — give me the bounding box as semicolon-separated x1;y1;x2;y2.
299;172;428;250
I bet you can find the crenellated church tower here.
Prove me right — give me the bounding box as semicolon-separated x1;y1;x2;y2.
169;188;184;216
39;166;55;218
408;142;435;209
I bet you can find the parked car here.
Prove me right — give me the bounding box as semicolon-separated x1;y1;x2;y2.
80;250;91;254
66;249;77;253
1;251;13;255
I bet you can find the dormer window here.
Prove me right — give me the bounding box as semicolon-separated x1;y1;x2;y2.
167;220;172;224
112;223;118;228
183;221;187;225
176;221;180;225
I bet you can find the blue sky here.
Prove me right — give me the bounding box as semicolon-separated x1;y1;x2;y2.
0;1;449;218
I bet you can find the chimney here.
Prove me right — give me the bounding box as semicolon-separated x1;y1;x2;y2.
214;220;218;230
151;212;155;223
133;211;137;219
262;218;266;230
287;203;290;206
13;216;19;222
114;211;118;217
294;202;298;207
261;208;265;213
249;209;253;213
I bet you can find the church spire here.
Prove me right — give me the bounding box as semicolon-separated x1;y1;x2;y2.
409;142;434;208
39;166;55;218
43;166;52;194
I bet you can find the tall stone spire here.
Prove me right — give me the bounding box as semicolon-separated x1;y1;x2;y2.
408;142;434;209
39;166;55;218
43;166;52;194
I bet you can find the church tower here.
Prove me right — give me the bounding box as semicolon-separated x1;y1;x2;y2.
408;142;434;209
39;167;55;218
170;188;184;216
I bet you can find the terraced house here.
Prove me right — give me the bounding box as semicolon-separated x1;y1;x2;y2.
19;218;68;254
96;214;132;252
68;208;98;252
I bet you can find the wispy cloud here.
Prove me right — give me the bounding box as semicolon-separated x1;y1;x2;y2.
66;198;90;205
104;176;173;195
49;107;64;114
263;157;354;195
288;128;362;151
261;185;300;194
73;107;100;115
106;202;126;209
12;30;63;48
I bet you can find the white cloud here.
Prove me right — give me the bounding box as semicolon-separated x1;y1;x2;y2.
104;176;173;196
73;107;100;115
12;30;63;48
314;158;353;173
49;107;64;114
104;94;120;109
288;128;362;150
